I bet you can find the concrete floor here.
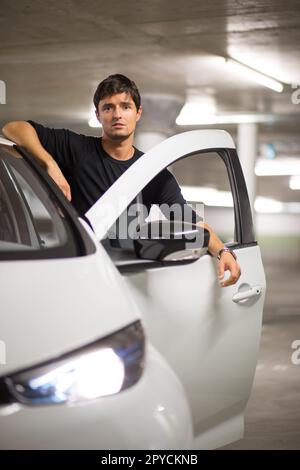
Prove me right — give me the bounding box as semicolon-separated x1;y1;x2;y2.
222;261;300;449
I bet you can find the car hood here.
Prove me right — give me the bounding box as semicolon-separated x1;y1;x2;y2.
0;241;141;376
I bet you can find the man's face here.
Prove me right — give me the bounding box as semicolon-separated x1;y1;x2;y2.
96;92;142;141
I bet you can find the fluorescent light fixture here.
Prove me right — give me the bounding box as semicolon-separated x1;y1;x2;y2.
88;110;102;128
225;58;284;93
284;202;300;213
289;176;300;190
176;94;217;126
255;158;300;176
181;186;234;207
254;197;283;213
255;198;300;214
180;186;300;214
176;113;274;126
176;56;284;126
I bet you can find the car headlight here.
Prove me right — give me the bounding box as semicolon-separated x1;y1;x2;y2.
0;321;144;406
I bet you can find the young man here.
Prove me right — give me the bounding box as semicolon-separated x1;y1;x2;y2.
2;74;240;287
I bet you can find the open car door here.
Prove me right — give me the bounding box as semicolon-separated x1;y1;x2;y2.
86;130;266;449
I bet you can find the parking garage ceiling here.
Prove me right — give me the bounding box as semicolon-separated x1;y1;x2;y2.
0;0;300;202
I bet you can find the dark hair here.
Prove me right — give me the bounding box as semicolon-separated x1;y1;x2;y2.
93;74;141;111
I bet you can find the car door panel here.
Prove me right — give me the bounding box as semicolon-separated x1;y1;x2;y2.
123;244;265;448
86;130;266;449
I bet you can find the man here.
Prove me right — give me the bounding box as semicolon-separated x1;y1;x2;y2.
2;74;240;287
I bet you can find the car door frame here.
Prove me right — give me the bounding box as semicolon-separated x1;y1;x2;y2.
88;130;265;449
86;130;257;259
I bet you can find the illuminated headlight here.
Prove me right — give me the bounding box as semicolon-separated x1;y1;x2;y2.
0;321;144;406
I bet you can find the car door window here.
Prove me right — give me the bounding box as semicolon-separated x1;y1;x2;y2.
9;165;67;249
0;177;19;245
102;150;237;268
169;151;236;244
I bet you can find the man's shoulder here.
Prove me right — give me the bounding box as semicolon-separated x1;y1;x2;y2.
28;120;95;139
28;120;100;146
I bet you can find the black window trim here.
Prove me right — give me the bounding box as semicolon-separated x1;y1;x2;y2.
166;147;256;246
218;148;256;246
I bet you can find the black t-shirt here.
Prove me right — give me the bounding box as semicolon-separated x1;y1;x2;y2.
28;121;201;223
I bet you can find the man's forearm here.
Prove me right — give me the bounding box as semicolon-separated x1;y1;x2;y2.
197;221;224;257
2;121;55;170
2;121;72;201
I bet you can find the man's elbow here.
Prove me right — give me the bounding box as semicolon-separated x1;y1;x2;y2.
2;122;11;137
2;121;30;143
2;121;18;138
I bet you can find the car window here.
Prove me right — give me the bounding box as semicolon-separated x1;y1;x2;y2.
169;151;236;244
102;150;237;265
9;165;68;248
0;148;87;259
0;177;20;246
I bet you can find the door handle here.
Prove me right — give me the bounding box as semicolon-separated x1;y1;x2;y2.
232;285;262;303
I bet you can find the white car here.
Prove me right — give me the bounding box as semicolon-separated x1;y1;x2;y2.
0;130;266;449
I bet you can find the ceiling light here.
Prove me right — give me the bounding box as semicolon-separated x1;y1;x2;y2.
284;202;300;213
88;110;102;128
254;197;283;213
88;116;102;128
181;186;234;207
225;58;284;93
180;185;300;214
176;113;273;126
255;158;300;176
176;94;216;126
289;176;300;190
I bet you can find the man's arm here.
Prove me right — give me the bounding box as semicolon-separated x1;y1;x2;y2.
2;121;71;201
198;220;241;288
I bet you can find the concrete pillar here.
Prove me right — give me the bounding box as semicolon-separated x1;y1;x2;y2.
237;123;258;226
135;94;183;152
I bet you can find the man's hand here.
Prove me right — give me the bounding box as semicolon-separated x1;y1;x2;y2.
218;252;241;287
47;160;72;201
197;221;241;287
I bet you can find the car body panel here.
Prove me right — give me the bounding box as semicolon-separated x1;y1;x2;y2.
124;245;265;448
0;144;194;450
0;225;142;375
0;345;193;450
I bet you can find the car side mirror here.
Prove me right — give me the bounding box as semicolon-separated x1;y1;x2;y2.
133;220;210;262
